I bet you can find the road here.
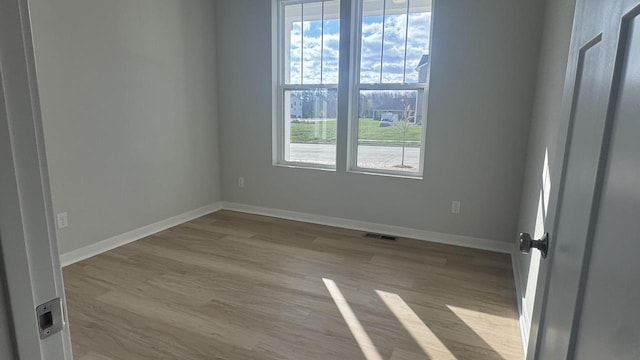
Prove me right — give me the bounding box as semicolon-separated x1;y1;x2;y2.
288;143;420;171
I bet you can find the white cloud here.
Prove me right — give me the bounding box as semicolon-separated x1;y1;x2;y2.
286;7;430;85
289;19;341;84
360;12;431;83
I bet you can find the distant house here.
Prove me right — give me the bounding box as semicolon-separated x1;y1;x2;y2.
370;96;407;121
413;54;430;124
290;91;338;119
290;94;302;118
416;54;430;83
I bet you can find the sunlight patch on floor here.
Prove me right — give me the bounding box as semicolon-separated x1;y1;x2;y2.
447;304;518;359
323;278;384;360
377;290;456;360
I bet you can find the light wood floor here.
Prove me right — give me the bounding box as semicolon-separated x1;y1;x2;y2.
64;210;523;360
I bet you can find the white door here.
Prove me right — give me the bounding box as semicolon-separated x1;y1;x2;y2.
0;0;72;358
524;0;640;358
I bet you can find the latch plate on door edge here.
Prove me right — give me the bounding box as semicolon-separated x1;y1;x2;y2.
36;298;63;339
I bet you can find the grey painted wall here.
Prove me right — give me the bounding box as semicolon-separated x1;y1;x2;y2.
0;255;15;359
28;0;222;254
514;0;577;340
216;0;543;243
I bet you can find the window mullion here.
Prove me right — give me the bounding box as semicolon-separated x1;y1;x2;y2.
358;83;426;91
282;84;338;91
402;0;410;84
379;0;386;83
320;0;325;84
337;0;355;172
300;3;304;84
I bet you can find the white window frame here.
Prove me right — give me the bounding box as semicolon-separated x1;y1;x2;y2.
272;0;432;177
272;0;339;170
347;0;430;178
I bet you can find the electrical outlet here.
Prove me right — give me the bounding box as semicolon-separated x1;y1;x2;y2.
56;212;68;229
451;201;461;214
238;176;245;188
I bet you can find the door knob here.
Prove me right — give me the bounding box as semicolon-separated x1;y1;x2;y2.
519;232;549;258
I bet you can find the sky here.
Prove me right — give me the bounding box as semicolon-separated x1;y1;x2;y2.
287;1;431;85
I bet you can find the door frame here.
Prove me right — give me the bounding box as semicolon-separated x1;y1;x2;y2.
0;0;72;358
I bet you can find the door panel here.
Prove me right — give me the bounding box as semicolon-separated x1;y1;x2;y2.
0;255;16;359
537;36;610;359
573;9;640;359
531;0;640;359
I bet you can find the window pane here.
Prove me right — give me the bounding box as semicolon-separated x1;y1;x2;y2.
359;0;384;83
405;0;431;83
284;88;337;165
359;0;432;84
381;0;407;83
283;1;340;85
285;3;302;84
322;1;341;84
357;89;424;172
302;2;323;84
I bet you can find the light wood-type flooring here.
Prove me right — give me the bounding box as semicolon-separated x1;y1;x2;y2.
64;210;523;360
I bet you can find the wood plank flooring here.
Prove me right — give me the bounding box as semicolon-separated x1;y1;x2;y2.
64;210;523;360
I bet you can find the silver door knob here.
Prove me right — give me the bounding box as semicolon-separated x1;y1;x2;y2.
519;232;549;258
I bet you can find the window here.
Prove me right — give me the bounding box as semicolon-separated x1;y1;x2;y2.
351;0;431;175
274;0;432;176
274;0;341;168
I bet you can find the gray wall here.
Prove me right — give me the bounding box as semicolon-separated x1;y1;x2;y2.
28;0;222;254
514;0;577;341
216;0;543;244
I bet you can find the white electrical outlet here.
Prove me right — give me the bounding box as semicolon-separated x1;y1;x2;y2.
238;176;245;188
451;201;461;214
56;212;68;229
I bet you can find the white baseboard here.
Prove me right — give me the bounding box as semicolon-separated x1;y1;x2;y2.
59;202;223;267
512;253;530;357
61;200;512;268
222;202;512;253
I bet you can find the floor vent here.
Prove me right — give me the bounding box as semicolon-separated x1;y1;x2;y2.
364;233;398;242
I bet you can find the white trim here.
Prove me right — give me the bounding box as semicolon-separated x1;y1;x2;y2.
358;83;428;90
347;166;424;179
273;163;337;172
1;0;72;356
60;200;512;269
512;252;530;358
59;202;223;267
222;202;512;253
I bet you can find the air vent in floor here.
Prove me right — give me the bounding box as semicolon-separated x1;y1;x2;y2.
363;232;398;242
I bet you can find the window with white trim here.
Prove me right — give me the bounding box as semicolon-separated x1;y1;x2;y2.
274;0;432;175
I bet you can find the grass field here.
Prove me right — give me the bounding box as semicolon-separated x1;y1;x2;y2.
290;118;422;147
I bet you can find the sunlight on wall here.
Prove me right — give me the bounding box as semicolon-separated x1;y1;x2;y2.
322;278;384;360
542;149;552;216
376;290;456;360
524;191;544;312
522;148;552;354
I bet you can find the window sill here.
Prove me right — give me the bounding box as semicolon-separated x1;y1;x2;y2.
347;168;423;180
273;162;337;172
